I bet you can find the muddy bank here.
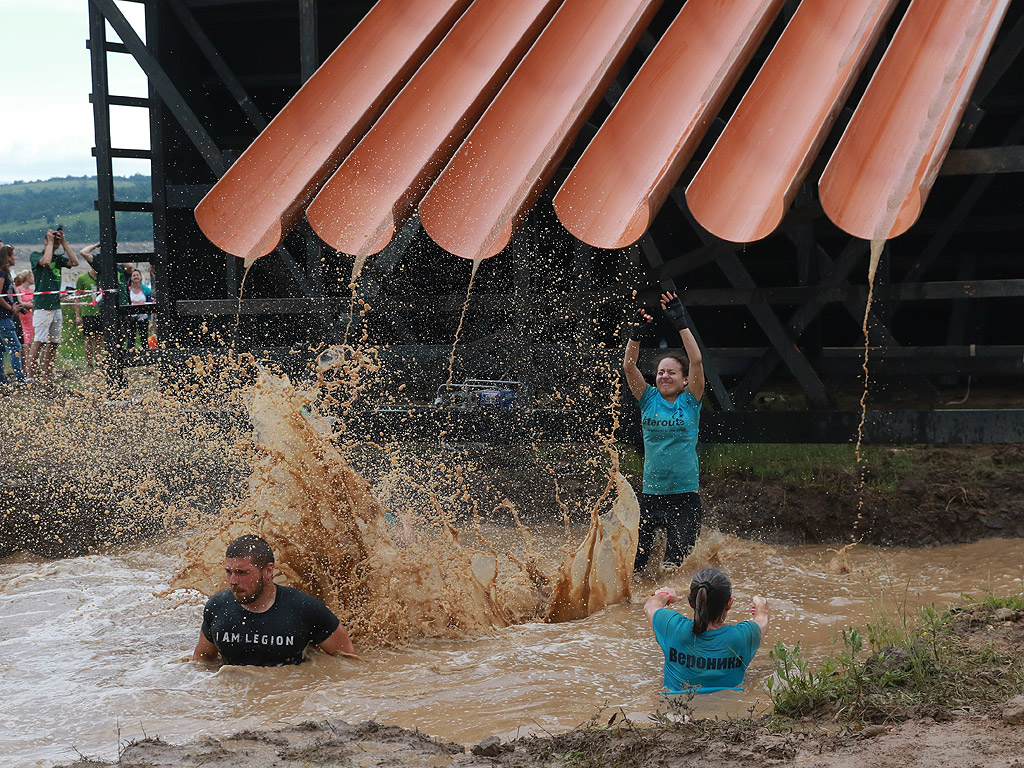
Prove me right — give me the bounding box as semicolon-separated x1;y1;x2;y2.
52;707;1024;768
703;445;1024;546
460;444;1024;547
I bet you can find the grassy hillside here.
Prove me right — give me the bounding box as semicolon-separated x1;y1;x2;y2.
0;175;152;243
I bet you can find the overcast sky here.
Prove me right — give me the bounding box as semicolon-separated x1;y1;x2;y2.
1;0;151;184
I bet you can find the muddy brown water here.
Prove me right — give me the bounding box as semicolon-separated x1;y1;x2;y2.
2;532;1021;767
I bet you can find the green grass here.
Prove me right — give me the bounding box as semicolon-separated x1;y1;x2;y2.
1;306;128;376
964;590;1024;612
767;592;1024;723
616;443;919;492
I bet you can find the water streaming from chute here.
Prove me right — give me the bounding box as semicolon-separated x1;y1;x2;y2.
851;238;886;543
446;258;482;389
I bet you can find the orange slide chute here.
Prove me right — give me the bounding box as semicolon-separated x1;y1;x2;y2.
307;0;563;258
686;0;899;243
194;0;472;265
820;0;1010;241
419;0;665;261
553;0;785;250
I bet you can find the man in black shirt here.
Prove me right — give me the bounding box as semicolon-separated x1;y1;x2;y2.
192;535;356;665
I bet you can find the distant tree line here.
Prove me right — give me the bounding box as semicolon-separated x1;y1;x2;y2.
0;174;153;242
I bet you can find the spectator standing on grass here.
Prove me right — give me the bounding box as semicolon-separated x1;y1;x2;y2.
644;568;768;694
14;270;34;349
27;228;78;384
127;268;154;348
75;243;104;367
0;245;29;384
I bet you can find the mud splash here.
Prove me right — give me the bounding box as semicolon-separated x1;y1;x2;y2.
170;365;639;645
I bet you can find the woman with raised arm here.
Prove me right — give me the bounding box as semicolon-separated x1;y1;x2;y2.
622;291;705;571
644;568;768;693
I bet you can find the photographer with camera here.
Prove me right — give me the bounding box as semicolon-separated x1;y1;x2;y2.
0;244;29;385
26;227;78;384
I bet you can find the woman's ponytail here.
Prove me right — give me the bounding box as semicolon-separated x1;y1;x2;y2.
693;584;710;634
687;568;732;635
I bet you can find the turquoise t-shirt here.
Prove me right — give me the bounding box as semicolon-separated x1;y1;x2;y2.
639;385;701;494
652;608;761;693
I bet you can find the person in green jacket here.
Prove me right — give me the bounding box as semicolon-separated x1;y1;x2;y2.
75;243;103;367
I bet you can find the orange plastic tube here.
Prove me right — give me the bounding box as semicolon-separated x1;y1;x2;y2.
419;0;665;261
307;0;563;257
820;0;1010;241
686;0;899;243
553;0;784;249
194;0;471;265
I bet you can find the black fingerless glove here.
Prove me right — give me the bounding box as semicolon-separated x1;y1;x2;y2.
627;313;649;341
662;294;689;331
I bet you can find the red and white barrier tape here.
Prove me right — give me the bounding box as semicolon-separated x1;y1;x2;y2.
0;287;119;299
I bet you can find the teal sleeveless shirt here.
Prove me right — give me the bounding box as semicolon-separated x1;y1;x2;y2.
639;385;701;494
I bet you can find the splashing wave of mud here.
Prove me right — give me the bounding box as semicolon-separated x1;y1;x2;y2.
170;367;640;646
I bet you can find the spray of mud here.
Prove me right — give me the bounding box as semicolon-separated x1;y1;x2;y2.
169;362;640;646
343;252;371;345
446;258;481;388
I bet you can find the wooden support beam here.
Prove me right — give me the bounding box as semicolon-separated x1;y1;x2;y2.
88;0;124;384
298;0;319;83
902;110;1024;286
674;278;1024;305
273;245;314;297
361;218;422;304
657;241;731;282
665;188;833;409
729;238;866;408
176;297;353;316
972;9;1024;105
91;0;226;176
940;145;1024;175
716;252;835;409
166;0;267;131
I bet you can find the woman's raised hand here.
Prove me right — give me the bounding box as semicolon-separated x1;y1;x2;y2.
660;291;688;331
627;307;654;341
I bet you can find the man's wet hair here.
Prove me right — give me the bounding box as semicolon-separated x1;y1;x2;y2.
225;535;274;568
687;568;732;635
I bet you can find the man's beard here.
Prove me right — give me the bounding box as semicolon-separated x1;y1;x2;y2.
232;575;265;605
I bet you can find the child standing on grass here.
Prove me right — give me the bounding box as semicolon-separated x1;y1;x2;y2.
644;568;768;693
14;270;33;348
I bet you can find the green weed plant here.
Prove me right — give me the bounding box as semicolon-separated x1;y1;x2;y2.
767;592;1024;723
